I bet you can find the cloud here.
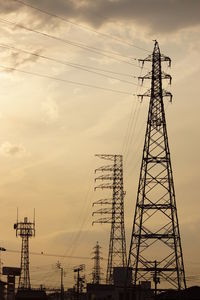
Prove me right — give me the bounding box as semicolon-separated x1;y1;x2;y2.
9;48;42;69
0;46;43;72
0;141;27;157
0;0;200;34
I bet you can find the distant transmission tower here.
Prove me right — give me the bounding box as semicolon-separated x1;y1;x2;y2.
14;211;35;289
128;41;186;290
91;241;102;284
93;154;127;284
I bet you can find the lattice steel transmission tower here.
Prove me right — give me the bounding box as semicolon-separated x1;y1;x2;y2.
93;154;127;284
14;213;35;289
128;41;186;290
91;241;102;284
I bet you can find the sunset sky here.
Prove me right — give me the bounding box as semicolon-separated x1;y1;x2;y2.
0;0;200;289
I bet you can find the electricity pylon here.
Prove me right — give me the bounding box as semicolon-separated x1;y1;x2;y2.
93;154;127;284
91;241;102;284
128;41;186;290
14;212;35;289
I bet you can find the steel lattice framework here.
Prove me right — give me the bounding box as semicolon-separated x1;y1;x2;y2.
91;241;102;284
14;216;35;289
128;41;186;290
93;154;127;284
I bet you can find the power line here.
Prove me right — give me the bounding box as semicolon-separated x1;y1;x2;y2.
0;17;141;68
62;170;94;259
12;0;151;53
0;43;137;77
0;64;135;95
6;249;92;260
121;68;144;158
0;43;139;86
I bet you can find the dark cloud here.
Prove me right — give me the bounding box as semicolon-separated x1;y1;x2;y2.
0;0;199;33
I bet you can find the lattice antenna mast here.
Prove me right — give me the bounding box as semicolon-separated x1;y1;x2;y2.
93;154;127;284
14;211;36;289
128;41;186;290
91;241;103;284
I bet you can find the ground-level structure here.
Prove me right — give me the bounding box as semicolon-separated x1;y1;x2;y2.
15;288;48;300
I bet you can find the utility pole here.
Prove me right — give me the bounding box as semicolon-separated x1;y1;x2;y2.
127;41;186;291
14;211;35;289
56;261;64;300
91;241;102;284
93;154;127;284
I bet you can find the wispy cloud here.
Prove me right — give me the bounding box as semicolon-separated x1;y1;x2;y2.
0;141;27;157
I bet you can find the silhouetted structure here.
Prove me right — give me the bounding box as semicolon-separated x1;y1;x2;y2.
15;289;47;300
3;267;21;300
91;242;102;284
74;264;85;300
87;267;153;300
0;280;6;300
128;41;186;290
56;261;64;300
93;154;127;284
14;214;35;289
0;247;6;280
157;286;200;300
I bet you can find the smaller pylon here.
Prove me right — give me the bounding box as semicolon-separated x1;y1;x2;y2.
91;242;103;284
14;210;35;289
93;154;127;284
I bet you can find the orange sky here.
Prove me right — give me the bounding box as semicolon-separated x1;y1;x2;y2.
0;0;199;289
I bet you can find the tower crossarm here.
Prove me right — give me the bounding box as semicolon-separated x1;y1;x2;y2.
92;208;112;215
95;165;116;172
138;45;171;67
92;217;113;225
162;90;173;102
95;174;115;181
138;89;172;102
95;154;122;161
94;183;114;190
92;198;113;206
138;71;172;85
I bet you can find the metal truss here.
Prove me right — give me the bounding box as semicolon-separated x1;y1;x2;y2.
93;154;127;284
91;241;103;284
128;41;186;290
14;216;35;289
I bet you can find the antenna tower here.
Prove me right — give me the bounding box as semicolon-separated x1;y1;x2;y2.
128;41;186;290
93;154;127;284
91;241;102;284
14;212;35;289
